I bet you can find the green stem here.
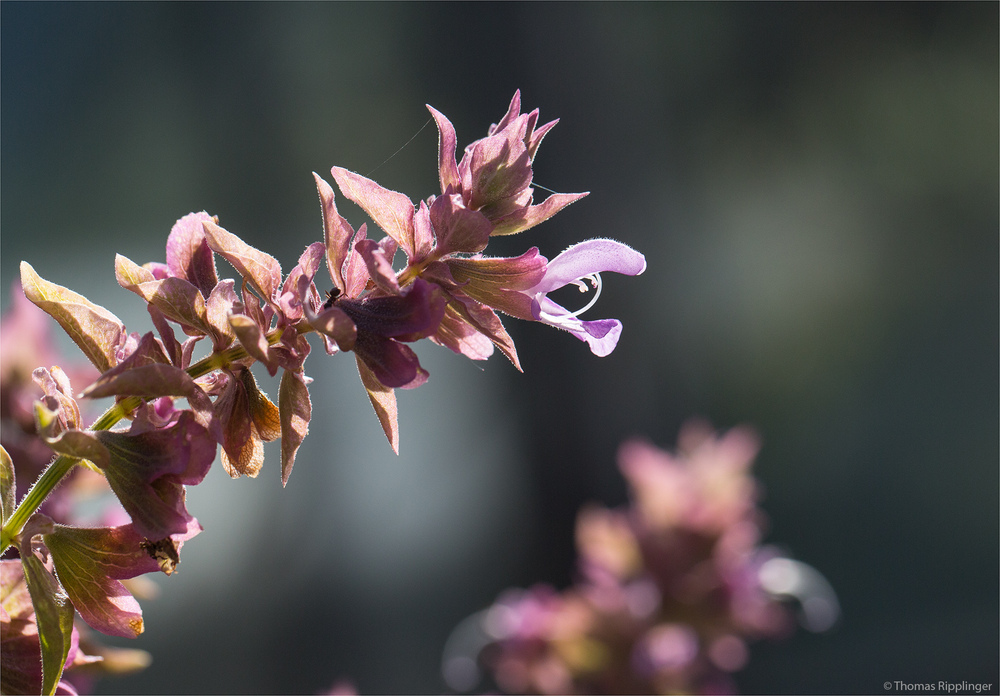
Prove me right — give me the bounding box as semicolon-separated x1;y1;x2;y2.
0;326;297;554
0;455;75;551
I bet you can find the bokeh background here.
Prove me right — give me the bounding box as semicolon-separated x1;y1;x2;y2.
2;2;997;694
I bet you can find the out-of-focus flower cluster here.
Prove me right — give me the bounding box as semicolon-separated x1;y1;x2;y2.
445;421;837;695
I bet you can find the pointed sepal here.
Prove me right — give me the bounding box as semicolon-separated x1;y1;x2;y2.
278;369;312;487
356;355;399;454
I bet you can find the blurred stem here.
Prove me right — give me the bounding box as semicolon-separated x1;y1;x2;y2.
0;326;299;554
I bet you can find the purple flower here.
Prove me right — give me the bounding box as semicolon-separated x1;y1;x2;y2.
528;239;646;357
456;422;835;696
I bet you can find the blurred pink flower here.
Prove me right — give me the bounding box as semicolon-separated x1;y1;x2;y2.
459;421;836;695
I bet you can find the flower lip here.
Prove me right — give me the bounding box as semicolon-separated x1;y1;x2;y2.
536;272;603;322
528;238;646;357
530;238;646;297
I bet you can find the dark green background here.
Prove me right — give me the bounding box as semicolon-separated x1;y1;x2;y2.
2;3;997;694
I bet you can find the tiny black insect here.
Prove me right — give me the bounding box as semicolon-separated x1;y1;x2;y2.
141;538;181;575
322;287;342;309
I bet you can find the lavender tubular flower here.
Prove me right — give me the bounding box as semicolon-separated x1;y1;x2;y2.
528;239;647;357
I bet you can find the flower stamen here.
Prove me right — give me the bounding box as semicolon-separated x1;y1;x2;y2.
539;273;603;321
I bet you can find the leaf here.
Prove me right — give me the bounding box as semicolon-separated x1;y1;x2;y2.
278;369;311;487
44;430;111;469
165;212;220;297
356;355;399;454
229;314;274;372
243;368;281;442
489;192;588;236
114;253;156;288
202;220;283;303
20;261;125;373
1;560;46;694
1;445;14;526
341;223;370;298
205;279;239;347
356;238;400;294
213;373;259;479
314;173;353;294
144;277;213;336
116;256;213;336
331;167;416;258
33;399;61;439
80;362;216;436
19;552;74;695
428;193;492;256
427;104;461;194
428;304;495;362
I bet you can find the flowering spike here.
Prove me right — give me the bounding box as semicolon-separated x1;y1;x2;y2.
2;94;651;690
